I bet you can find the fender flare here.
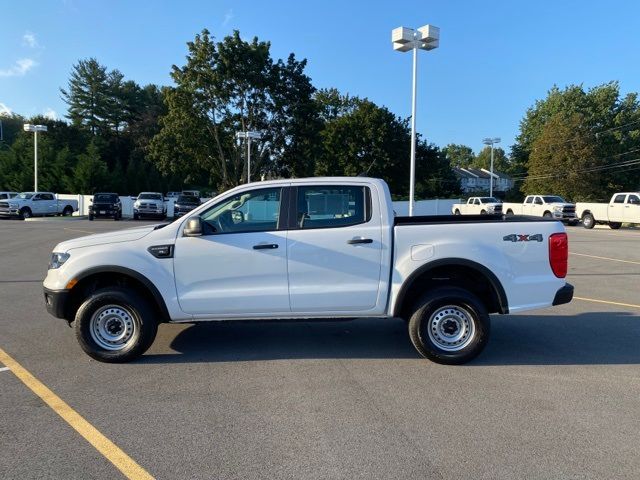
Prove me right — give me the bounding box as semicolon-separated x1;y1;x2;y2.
392;258;509;317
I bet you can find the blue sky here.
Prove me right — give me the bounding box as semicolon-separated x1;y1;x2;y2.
1;0;639;153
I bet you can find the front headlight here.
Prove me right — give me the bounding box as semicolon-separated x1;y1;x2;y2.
553;206;563;212
49;252;70;270
486;205;495;211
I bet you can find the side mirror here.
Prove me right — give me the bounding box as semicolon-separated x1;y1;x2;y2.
183;217;203;237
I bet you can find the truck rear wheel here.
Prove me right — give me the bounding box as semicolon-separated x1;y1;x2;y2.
609;222;622;229
408;287;490;365
582;213;595;229
454;209;460;215
62;206;73;216
74;287;158;363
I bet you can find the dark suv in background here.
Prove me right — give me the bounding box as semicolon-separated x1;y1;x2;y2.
89;193;122;221
173;194;201;219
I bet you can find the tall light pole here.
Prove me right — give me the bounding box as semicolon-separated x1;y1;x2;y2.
236;130;263;183
24;124;48;192
392;24;440;216
482;137;500;197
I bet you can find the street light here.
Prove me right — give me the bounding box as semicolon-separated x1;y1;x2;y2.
482;137;501;197
235;130;263;183
392;24;440;216
23;124;48;192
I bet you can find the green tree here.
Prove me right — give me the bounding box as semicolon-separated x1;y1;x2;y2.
523;113;601;200
66;141;109;194
443;144;475;168
472;146;510;172
149;29;319;191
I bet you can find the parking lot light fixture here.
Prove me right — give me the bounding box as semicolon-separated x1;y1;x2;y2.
482;137;501;197
23;124;48;192
235;130;263;183
392;24;440;216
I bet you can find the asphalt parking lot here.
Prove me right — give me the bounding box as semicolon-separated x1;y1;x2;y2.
1;219;639;479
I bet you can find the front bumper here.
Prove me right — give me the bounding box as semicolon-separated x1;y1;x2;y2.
44;287;71;320
552;283;574;306
0;208;20;217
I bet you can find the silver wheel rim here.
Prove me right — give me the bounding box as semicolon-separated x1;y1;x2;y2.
89;305;136;351
427;305;476;352
584;216;592;227
23;210;31;218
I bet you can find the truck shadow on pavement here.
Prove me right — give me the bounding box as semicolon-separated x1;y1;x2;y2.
141;311;640;365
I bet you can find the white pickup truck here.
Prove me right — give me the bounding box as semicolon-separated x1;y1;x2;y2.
43;177;572;364
503;195;578;224
451;197;503;215
576;192;640;229
0;192;78;219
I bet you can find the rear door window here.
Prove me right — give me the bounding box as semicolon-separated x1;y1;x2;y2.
296;185;371;229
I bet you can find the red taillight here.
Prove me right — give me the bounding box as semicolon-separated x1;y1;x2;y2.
549;232;568;278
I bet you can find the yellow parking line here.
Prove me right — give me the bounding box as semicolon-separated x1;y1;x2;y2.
574;296;640;309
0;348;154;480
570;252;640;265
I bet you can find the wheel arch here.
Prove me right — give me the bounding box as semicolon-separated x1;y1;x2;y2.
66;266;170;323
393;258;509;319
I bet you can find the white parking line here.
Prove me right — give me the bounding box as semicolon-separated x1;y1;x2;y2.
0;366;10;372
63;227;96;235
570;252;640;265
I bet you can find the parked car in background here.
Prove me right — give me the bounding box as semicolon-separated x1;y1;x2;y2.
503;195;578;224
0;192;78;219
452;197;502;215
89;193;122;221
576;192;640;229
43;177;572;364
173;194;201;219
0;191;18;200
166;192;181;200
182;190;201;198
133;192;165;220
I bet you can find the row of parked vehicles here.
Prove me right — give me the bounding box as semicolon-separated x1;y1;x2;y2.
452;192;640;228
0;190;202;220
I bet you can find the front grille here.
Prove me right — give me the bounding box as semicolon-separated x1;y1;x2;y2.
562;206;575;214
0;202;8;208
139;203;157;210
494;205;503;213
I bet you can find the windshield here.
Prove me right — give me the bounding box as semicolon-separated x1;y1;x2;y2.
542;196;566;203
16;193;34;199
138;193;162;200
177;195;199;204
94;194;118;202
480;197;500;203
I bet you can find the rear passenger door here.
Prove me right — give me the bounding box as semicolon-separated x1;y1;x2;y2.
286;184;384;313
624;194;640;223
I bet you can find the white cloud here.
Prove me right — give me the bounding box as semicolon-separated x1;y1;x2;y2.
43;108;58;120
0;58;37;77
0;102;12;116
23;32;39;48
222;9;234;26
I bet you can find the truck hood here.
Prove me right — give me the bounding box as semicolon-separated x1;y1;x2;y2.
54;225;158;252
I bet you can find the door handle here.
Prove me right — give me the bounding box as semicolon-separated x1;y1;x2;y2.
253;243;278;250
347;237;373;245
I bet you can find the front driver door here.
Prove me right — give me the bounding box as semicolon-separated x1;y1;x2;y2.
173;186;290;316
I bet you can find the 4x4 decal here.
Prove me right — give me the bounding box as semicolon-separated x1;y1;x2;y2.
503;233;543;242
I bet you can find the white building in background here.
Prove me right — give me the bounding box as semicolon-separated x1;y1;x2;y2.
453;167;514;194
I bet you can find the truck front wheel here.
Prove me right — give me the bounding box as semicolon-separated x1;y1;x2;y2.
609;222;622;229
74;287;158;363
408;287;490;365
582;213;595;229
20;208;32;220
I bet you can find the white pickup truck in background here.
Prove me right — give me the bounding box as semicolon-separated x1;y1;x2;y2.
0;192;78;219
451;197;503;215
503;195;578;224
43;177;572;365
576;192;640;229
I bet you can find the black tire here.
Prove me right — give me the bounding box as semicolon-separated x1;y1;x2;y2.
62;206;73;216
480;209;486;215
454;209;461;215
506;209;514;216
133;213;139;220
114;212;120;221
609;222;622;230
88;214;94;221
408;287;490;365
582;212;595;229
543;211;553;218
20;207;32;220
74;287;158;363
